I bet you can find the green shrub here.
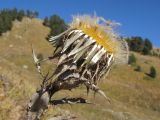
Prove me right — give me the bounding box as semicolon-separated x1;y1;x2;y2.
142;46;150;55
37;53;44;61
43;17;49;26
17;9;25;21
43;15;67;37
149;66;156;78
135;65;141;72
128;54;136;65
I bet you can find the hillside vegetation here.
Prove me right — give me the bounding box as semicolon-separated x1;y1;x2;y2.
0;18;160;120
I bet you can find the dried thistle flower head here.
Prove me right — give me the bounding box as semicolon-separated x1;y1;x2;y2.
69;15;129;64
28;14;129;120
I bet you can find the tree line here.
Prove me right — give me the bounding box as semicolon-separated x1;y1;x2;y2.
0;8;39;35
125;36;153;55
0;8;155;56
43;15;67;45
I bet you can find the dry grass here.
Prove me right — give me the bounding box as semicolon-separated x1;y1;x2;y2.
0;18;160;120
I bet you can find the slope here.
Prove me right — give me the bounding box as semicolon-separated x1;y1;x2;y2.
0;18;160;120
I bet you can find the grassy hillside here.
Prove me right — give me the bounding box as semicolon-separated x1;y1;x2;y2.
0;18;160;120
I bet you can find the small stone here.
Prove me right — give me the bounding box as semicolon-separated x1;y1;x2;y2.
9;44;13;48
23;65;28;69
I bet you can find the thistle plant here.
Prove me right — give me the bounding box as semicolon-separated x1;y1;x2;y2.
27;15;129;120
